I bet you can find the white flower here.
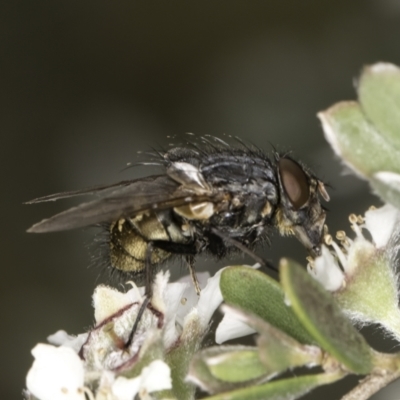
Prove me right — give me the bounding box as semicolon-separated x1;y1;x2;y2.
26;344;85;400
308;245;345;292
80;269;224;372
111;360;172;400
309;205;400;292
308;205;400;340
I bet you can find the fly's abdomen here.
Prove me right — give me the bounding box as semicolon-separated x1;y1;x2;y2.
108;210;195;273
109;215;171;273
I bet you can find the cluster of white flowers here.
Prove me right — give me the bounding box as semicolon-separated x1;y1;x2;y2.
25;269;231;400
26;343;171;400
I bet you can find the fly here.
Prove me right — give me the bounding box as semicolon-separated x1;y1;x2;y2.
27;141;330;297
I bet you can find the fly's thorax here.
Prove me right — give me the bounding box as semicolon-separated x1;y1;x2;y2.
165;146;280;231
165;146;276;187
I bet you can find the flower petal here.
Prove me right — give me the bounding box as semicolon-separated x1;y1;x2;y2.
47;330;88;354
139;359;172;393
175;272;210;324
150;270;170;314
364;203;400;248
162;280;189;348
111;360;171;400
93;284;143;324
216;307;256;344
196;269;226;329
309;246;345;292
112;376;141;400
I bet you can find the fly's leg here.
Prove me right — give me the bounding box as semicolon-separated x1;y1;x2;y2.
144;241;155;298
186;255;201;295
124;242;154;349
210;227;278;274
124;296;150;349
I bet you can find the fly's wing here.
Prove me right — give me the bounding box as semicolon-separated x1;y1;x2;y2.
25;180;136;204
27;175;218;233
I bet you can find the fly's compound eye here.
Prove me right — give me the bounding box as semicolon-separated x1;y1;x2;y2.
278;158;310;210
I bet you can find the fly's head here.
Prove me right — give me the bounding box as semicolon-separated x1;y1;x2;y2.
274;155;330;258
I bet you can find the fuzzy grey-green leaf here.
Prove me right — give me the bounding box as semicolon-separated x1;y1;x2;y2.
358;63;400;150
318;62;400;207
370;174;400;210
318;101;400;178
205;347;268;382
280;258;373;374
188;346;270;394
202;372;345;400
220;266;314;344
165;328;200;400
257;330;322;372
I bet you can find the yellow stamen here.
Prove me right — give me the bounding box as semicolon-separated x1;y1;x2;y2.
336;230;346;241
324;234;333;245
349;214;363;238
330;239;348;269
349;213;358;224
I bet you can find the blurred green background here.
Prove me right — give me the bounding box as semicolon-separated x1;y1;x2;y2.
3;1;400;399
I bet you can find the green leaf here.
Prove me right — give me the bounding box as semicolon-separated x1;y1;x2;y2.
318;63;400;207
358;63;400;150
280;258;373;374
318;101;400;177
220;266;314;344
188;346;269;394
256;324;322;372
333;242;400;342
203;346;268;382
188;351;224;394
166;327;200;400
202;372;345;400
370;174;400;210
